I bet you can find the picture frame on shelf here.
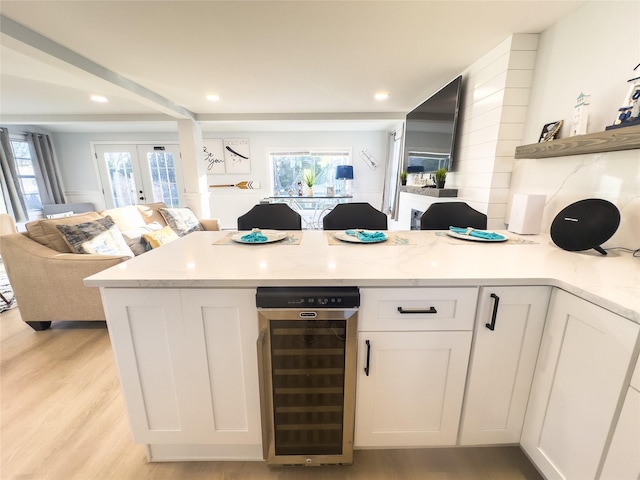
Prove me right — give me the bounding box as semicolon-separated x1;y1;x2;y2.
539;120;563;142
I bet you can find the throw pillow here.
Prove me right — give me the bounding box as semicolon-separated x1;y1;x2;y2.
158;207;204;237
136;202;167;225
142;225;179;249
26;212;103;253
99;205;146;232
121;222;164;255
56;216;134;258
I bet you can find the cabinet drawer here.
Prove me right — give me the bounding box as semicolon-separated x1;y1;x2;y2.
359;287;478;331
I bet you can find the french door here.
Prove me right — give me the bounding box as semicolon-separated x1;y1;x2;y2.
94;143;184;209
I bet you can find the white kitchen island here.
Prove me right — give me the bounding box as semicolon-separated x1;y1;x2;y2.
85;230;640;478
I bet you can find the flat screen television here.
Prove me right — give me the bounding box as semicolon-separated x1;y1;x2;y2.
403;75;463;174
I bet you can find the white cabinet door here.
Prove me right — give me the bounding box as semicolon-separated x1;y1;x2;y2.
521;289;639;480
102;288;261;447
355;330;472;447
180;289;262;445
600;387;640;479
460;286;550;445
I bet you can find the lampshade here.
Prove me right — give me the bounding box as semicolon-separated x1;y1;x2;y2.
335;165;354;180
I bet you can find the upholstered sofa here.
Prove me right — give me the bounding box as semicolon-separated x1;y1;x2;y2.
0;203;219;331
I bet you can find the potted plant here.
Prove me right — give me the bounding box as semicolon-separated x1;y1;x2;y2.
302;169;315;196
435;168;447;188
400;171;407;186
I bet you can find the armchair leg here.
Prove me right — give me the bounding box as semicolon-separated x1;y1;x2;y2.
26;321;52;331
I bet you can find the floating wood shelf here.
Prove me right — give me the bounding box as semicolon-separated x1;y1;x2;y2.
514;124;640;159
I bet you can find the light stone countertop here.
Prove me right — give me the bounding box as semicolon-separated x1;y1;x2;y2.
84;230;640;323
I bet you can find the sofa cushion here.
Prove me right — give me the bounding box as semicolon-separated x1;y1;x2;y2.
142;225;179;248
121;222;164;255
26;212;103;253
55;216;134;258
158;208;204;237
159;207;204;237
99;205;147;232
137;202;168;226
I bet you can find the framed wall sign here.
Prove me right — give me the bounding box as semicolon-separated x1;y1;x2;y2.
223;138;251;174
203;139;225;174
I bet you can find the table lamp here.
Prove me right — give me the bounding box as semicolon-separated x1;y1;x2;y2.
335;165;354;196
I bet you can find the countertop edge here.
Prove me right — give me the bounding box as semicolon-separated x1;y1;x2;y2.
86;276;640;324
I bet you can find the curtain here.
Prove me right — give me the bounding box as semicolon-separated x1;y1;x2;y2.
0;129;28;222
27;133;66;205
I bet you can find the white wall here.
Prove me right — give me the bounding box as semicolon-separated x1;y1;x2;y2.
52;129;389;228
53;131;179;210
204;130;388;229
510;0;640;250
452;34;538;229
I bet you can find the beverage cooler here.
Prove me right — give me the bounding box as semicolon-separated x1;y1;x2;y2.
256;287;359;466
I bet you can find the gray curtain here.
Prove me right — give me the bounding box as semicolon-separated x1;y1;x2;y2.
0;128;28;222
28;133;66;205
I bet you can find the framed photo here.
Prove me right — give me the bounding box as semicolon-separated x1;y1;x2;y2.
203;139;225;174
223;138;251;174
539;120;563;142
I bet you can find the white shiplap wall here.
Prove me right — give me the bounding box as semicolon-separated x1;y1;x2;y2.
451;34;538;229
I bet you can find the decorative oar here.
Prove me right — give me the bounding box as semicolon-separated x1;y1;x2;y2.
209;181;261;189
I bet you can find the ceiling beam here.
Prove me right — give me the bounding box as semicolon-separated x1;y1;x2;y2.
0;14;196;121
196;112;405;122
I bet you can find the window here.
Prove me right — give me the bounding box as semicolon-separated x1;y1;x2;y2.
407;151;450;173
268;148;351;197
10;138;42;213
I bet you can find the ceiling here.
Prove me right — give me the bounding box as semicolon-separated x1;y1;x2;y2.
0;0;588;133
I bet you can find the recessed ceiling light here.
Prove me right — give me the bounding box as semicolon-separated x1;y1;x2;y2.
206;94;220;101
90;95;108;103
374;92;389;101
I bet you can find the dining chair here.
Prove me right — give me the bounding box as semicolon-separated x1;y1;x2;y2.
322;202;388;230
237;203;302;230
420;202;487;230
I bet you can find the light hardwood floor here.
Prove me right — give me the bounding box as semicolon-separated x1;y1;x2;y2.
1;307;543;480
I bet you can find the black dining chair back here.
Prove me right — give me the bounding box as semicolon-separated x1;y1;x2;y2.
237;204;302;230
322;202;388;230
420;202;487;230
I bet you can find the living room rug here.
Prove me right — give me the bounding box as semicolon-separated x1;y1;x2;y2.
0;258;17;313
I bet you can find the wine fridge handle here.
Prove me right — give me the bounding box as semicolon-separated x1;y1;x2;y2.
364;340;371;376
485;293;500;331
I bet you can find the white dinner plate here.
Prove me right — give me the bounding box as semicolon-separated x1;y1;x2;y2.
333;230;388;243
446;230;508;242
231;230;288;244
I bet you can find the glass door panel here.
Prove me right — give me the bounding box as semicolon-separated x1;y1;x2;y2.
137;145;183;208
94;144;183;209
269;319;346;456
